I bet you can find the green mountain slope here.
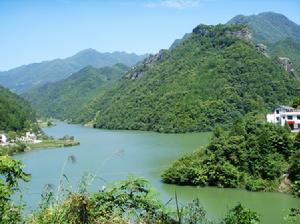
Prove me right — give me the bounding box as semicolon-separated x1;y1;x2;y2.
0;86;37;132
0;49;146;93
227;12;300;75
269;37;300;75
75;24;299;133
227;12;300;44
23;64;129;121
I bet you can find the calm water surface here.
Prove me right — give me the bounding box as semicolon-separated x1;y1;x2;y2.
14;122;300;223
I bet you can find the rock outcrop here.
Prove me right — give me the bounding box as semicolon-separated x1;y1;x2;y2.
125;50;167;80
256;43;268;55
193;24;252;42
277;57;295;73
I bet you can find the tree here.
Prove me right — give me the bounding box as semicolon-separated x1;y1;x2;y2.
0;156;30;223
223;203;260;224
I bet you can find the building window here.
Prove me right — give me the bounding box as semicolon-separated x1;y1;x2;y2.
297;115;300;120
276;117;279;121
282;116;285;119
287;115;293;120
276;110;280;114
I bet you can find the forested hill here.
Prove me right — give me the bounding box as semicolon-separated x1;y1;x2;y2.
0;86;37;132
23;64;129;121
0;49;146;93
73;24;299;133
227;12;300;76
227;12;300;44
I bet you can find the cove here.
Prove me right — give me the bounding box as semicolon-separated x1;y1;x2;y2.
14;122;300;223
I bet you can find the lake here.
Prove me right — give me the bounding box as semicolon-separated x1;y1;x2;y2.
14;122;300;223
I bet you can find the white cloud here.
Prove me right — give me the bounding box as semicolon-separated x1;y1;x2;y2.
144;0;201;9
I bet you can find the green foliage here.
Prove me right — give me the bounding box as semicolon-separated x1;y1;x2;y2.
29;175;175;224
162;117;299;194
78;24;299;133
0;142;27;156
284;208;300;224
269;38;300;76
222;203;260;224
0;156;30;224
0;156;263;224
24;64;128;121
228;12;300;75
288;149;300;197
227;12;300;44
0;85;38;132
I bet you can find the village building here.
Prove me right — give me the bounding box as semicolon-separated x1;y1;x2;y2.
266;106;300;132
0;134;8;144
26;132;37;141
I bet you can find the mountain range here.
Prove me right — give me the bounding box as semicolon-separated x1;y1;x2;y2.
20;12;300;133
23;64;129;120
171;12;300;75
227;12;300;75
0;49;147;93
227;12;300;44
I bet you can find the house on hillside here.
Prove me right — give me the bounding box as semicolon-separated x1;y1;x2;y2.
266;106;300;132
26;132;37;142
0;134;8;144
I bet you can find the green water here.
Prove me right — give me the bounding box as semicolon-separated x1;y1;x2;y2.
14;122;300;223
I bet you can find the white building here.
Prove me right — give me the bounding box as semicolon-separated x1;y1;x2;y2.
0;134;7;144
266;106;300;132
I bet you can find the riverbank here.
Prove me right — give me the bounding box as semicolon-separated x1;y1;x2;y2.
0;138;79;156
28;138;80;149
37;118;56;128
12;122;300;224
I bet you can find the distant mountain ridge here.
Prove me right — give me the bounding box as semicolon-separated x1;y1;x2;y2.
227;12;300;44
23;64;129;120
0;49;147;93
227;11;300;76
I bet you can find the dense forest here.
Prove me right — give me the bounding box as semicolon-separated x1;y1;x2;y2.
269;37;300;75
162;115;300;197
0;86;38;132
23;64;129;121
228;12;300;75
72;24;299;133
227;12;300;44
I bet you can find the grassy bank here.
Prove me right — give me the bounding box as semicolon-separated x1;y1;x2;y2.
28;139;80;149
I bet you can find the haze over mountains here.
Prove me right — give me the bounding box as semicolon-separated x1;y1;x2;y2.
0;49;147;93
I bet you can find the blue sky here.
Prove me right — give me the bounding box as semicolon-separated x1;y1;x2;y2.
0;0;299;71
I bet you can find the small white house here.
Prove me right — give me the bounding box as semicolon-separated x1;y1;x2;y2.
266;106;300;132
0;134;7;144
26;132;37;142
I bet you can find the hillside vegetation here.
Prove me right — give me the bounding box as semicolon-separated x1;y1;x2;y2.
0;86;38;132
227;12;300;44
162;116;300;196
0;155;264;224
74;24;299;133
228;12;300;75
269;37;300;75
24;64;129;121
0;49;145;93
